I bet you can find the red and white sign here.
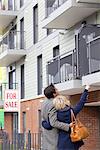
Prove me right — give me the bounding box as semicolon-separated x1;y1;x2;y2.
4;90;19;112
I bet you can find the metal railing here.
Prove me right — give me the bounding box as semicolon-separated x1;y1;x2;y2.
0;83;18;101
47;49;77;85
45;0;67;17
87;35;100;74
0;130;42;150
0;0;17;11
0;31;26;54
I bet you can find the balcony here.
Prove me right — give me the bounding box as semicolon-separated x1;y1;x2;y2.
0;0;18;31
0;31;26;66
82;35;100;90
47;50;83;95
42;0;100;29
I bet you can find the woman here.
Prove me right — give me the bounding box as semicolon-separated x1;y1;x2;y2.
42;85;89;150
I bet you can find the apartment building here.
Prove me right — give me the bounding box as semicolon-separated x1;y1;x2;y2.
0;0;100;149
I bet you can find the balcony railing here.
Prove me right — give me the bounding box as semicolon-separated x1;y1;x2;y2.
0;31;26;54
47;49;77;85
0;0;17;11
87;35;100;74
0;83;18;101
45;0;67;17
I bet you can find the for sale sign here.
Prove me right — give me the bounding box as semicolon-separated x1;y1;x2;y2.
4;90;19;112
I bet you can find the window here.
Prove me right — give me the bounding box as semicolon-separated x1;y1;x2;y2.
37;55;42;95
33;4;38;44
20;18;24;49
20;0;24;7
8;0;14;10
21;64;24;99
47;29;53;36
53;45;59;57
9;68;16;89
9;25;17;49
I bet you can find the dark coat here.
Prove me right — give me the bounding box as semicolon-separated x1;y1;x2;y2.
42;89;88;150
57;89;88;150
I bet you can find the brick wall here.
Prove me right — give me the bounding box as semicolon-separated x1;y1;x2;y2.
80;107;100;150
20;97;44;133
71;90;100;150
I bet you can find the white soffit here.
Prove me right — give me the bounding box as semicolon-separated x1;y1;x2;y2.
76;0;100;3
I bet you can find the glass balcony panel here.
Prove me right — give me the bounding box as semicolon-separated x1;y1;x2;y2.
0;31;26;54
60;54;72;82
47;50;77;85
46;0;68;16
87;36;100;74
48;58;60;84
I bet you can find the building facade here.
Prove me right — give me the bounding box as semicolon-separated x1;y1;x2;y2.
0;0;100;149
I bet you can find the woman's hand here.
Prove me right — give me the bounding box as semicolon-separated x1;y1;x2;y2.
69;122;75;128
85;85;90;90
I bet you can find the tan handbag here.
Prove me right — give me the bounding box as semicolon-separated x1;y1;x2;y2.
70;109;89;142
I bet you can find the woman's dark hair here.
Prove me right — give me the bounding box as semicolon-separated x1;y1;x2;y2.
44;83;56;99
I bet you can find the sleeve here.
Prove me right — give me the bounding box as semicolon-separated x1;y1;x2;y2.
73;89;88;115
42;120;53;130
48;106;70;131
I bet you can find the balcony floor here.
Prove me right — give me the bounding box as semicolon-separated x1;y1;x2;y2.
55;79;83;95
82;72;100;91
77;0;100;3
0;49;27;66
0;10;18;31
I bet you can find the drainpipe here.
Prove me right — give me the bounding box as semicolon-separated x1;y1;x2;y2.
75;21;87;78
88;42;91;74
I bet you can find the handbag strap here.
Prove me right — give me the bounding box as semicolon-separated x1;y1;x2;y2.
70;109;76;123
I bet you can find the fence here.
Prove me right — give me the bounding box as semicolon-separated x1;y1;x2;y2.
0;130;42;150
